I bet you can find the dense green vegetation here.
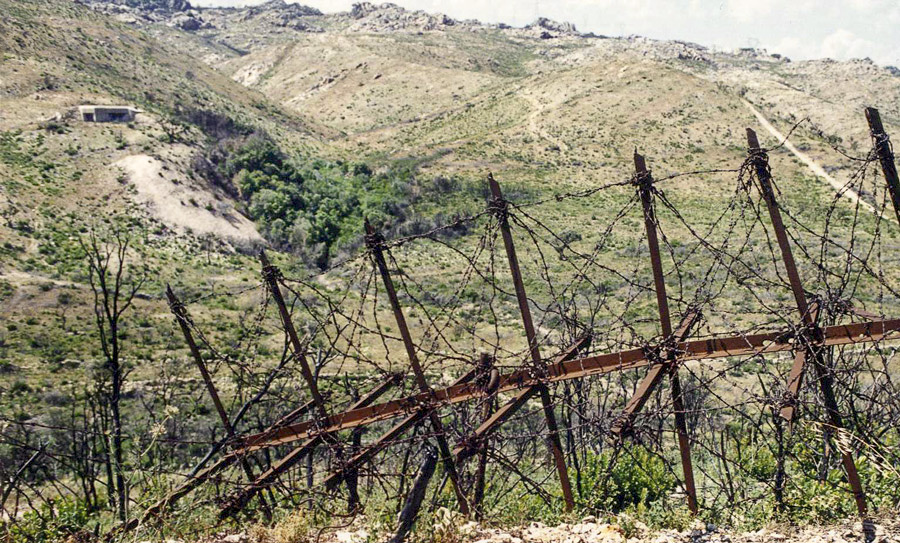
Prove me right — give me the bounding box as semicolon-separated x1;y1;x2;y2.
218;135;483;268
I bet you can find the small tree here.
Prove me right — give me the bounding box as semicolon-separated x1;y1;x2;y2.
79;230;145;522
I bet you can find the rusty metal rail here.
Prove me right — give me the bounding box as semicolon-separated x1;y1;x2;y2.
237;317;900;452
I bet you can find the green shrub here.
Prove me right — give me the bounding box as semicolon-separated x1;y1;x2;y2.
580;445;676;513
6;498;91;542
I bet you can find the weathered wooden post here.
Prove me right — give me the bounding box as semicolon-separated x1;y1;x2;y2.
630;152;699;514
486;174;576;511
746;128;869;520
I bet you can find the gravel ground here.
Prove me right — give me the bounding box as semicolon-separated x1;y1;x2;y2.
199;515;900;543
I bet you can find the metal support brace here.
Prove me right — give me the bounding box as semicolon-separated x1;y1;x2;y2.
166;286;272;519
365;221;470;515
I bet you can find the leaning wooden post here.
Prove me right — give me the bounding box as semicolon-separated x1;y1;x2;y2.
486;174;576;512
364;221;471;515
746;129;869;519
472;353;496;519
389;447;438;543
865;107;900;227
632;153;699;515
258;251;351;505
165;285;272;519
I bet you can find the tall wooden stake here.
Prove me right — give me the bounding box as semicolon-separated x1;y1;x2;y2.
865;107;900;227
166;286;271;519
747;129;868;519
487;174;576;512
633;152;699;515
365;222;470;515
258;251;353;507
472;353;495;519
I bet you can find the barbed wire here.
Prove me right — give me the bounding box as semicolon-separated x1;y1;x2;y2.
4;129;900;540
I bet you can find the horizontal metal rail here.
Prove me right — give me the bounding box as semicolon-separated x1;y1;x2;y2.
237;318;900;452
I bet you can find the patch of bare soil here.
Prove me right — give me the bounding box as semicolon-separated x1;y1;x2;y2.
114;149;262;245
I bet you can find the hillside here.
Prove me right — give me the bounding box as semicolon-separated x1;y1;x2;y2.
1;1;900;542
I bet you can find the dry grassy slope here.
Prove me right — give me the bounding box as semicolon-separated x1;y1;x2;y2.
158;12;900;354
4;0;900;414
0;0;324;390
199;21;900;190
214;31;533;135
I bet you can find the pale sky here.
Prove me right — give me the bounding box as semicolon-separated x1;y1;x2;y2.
192;0;900;67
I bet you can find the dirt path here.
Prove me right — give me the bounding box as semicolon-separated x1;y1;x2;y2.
522;88;570;152
743;99;881;218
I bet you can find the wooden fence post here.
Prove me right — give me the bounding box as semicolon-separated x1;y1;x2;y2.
746;128;868;520
632;152;699;515
486;174;576;512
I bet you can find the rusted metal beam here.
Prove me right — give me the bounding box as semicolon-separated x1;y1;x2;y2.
220;374;399;519
747;129;820;423
746;130;812;323
271;397;320;431
166;286;272;519
259;250;360;505
633;152;698;514
236;317;900;452
611;310;700;436
167;286;233;434
322;369;477;492
365;221;470;515
454;337;590;462
113;443;241;536
487;174;575;511
865;107;900;227
747;128;868;518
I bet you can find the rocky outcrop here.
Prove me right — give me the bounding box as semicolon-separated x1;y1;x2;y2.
245;0;322;18
528;17;577;35
90;0;190;12
350;2;379;18
230;0;324;32
347;2;456;32
169;11;208;31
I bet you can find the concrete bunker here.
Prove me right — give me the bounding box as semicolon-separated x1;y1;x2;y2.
78;105;138;123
